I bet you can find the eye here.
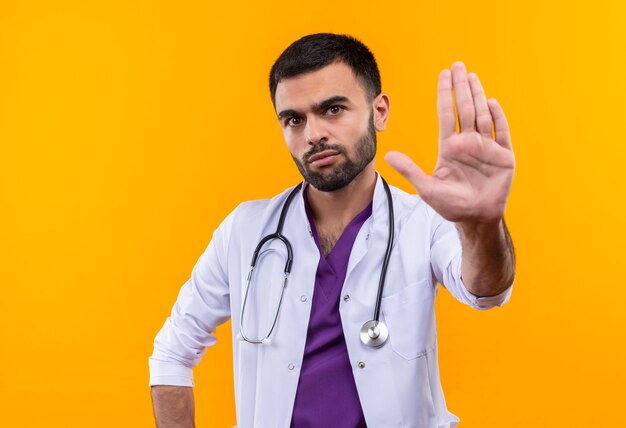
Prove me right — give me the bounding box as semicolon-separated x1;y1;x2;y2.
327;105;343;115
286;116;302;127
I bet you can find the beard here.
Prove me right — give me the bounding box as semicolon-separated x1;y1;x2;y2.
291;112;376;192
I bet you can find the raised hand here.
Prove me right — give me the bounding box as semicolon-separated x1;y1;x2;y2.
385;62;515;225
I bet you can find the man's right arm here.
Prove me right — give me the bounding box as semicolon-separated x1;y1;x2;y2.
151;386;195;428
149;208;238;426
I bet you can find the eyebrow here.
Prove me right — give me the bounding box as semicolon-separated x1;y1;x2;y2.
277;95;351;120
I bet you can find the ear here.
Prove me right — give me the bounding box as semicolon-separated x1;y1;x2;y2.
372;93;390;131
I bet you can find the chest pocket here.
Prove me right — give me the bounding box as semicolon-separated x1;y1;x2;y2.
382;279;436;360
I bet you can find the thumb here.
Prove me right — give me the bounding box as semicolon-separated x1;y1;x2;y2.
384;151;432;197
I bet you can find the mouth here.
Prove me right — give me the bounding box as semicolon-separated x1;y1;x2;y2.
307;150;341;166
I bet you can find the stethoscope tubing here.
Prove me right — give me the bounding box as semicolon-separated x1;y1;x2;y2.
373;179;394;323
239;179;393;347
239;183;302;344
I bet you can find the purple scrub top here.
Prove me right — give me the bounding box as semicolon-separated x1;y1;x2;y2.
290;187;372;428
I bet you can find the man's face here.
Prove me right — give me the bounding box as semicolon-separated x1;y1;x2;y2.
274;61;379;192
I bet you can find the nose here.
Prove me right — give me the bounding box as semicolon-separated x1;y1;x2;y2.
304;116;327;145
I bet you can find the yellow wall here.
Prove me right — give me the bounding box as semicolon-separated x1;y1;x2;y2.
1;1;625;426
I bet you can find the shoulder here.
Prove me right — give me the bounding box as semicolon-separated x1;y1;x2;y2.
387;183;438;222
386;182;453;241
225;185;301;230
233;186;298;216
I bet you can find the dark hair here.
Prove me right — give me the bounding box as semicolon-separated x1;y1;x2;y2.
269;33;382;105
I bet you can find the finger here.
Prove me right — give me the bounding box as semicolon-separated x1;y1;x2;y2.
487;98;512;149
468;72;493;139
384;151;433;199
451;61;475;132
437;69;456;140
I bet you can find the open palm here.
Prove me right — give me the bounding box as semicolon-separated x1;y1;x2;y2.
386;62;515;224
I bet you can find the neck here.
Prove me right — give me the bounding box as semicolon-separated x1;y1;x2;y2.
306;163;377;229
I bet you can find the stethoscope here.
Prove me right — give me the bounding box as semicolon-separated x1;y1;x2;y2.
238;177;394;348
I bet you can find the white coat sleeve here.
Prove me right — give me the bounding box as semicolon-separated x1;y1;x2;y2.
429;210;513;310
148;208;236;387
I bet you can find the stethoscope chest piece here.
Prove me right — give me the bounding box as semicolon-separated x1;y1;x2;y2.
360;320;389;347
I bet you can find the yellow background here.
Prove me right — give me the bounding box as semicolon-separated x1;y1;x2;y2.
1;0;625;426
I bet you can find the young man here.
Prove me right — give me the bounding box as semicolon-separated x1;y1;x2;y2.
150;33;515;428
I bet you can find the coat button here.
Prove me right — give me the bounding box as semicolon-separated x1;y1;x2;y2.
288;363;295;370
300;295;307;302
358;361;366;369
343;294;350;302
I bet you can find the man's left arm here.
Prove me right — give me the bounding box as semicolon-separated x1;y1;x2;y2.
386;61;516;298
456;219;515;297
